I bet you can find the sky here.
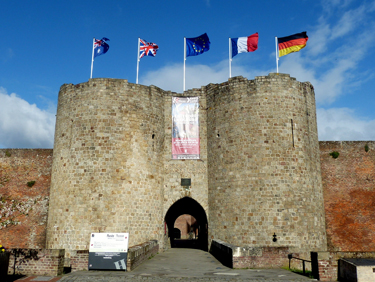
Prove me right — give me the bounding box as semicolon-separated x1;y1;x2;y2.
1;0;375;148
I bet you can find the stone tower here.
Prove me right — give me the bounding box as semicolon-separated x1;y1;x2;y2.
206;74;326;251
46;73;327;258
46;79;166;257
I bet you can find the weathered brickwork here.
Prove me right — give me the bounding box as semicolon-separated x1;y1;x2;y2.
126;240;159;271
174;214;197;238
312;251;375;281
320;141;375;252
7;249;64;276
0;149;52;248
70;250;89;272
206;74;326;252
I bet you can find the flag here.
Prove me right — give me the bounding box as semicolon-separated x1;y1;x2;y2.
94;37;110;58
278;32;308;57
139;39;159;58
186;33;210;57
231;33;258;58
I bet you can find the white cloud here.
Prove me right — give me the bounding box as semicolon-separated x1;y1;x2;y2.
330;4;365;39
317;108;375;141
281;24;375;105
141;58;375;142
140;60;266;93
0;88;55;148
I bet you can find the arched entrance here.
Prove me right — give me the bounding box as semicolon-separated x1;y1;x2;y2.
165;197;208;251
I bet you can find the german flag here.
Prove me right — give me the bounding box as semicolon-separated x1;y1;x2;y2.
278;32;308;57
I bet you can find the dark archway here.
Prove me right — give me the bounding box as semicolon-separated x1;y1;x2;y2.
165;197;208;251
173;228;181;239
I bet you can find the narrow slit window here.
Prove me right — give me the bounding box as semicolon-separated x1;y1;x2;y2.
291;119;295;147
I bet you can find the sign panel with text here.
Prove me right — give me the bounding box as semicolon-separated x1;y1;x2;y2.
88;233;129;271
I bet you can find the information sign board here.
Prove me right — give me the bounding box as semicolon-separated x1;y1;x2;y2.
88;233;129;270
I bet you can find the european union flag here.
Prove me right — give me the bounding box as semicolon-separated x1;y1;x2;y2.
186;33;210;57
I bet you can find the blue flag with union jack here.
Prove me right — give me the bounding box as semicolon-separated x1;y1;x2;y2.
139;39;158;58
94;37;110;58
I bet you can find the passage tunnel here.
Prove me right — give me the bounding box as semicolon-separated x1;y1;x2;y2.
165;197;208;251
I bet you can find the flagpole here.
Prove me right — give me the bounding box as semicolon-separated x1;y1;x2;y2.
90;38;95;79
229;38;232;78
136;38;140;84
275;37;279;73
183;37;186;92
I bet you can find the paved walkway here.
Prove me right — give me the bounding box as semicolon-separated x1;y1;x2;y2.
16;248;315;282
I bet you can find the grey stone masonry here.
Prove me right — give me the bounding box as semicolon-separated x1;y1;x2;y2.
46;73;327;261
206;74;326;252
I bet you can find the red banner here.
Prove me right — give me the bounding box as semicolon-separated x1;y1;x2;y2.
172;97;200;159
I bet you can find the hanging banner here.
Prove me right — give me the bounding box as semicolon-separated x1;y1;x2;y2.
88;233;129;271
172;97;200;159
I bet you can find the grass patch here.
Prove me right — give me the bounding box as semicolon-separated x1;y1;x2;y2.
282;266;314;279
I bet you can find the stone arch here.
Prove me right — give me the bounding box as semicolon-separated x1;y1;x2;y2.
165;197;208;251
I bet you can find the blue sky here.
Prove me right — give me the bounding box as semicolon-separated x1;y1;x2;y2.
1;0;375;148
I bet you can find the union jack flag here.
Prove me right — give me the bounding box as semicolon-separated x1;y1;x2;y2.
139;39;158;58
94;37;110;58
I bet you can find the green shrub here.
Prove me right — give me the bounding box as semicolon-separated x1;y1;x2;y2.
27;181;36;187
329;151;340;159
365;144;369;152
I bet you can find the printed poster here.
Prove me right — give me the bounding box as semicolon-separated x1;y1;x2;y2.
172;97;200;159
88;233;129;271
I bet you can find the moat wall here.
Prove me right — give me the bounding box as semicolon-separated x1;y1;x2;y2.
0;149;52;248
320;141;375;252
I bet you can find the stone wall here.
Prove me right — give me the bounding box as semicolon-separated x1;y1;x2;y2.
7;249;64;276
210;239;305;269
320;141;375;251
206;74;327;252
162;90;209;240
126;240;159;271
312;251;375;281
0;149;52;248
45;74;327;256
46;79;165;259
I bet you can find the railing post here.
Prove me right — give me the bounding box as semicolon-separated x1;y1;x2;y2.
303;260;305;274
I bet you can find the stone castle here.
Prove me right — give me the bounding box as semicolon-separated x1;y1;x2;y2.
46;73;326;256
1;73;375;275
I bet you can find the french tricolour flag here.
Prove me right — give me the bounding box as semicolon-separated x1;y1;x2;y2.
231;32;258;57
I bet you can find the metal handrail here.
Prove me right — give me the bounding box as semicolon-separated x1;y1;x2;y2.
288;254;311;274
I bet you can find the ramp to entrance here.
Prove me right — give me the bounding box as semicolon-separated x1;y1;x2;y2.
59;248;313;281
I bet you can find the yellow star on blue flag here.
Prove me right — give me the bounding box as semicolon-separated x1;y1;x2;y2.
186;33;210;57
